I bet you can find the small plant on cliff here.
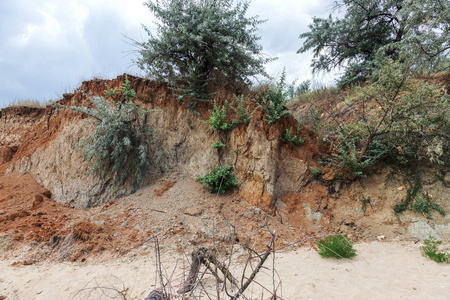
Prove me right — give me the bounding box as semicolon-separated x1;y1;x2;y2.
281;127;304;146
310;166;323;179
203;101;235;131
56;77;162;190
231;95;253;125
421;237;450;263
255;69;291;124
316;235;357;259
198;164;238;194
211;141;226;149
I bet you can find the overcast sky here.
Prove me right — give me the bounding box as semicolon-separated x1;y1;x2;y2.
0;0;336;108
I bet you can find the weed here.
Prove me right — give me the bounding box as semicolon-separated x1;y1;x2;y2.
358;196;373;214
203;101;235;131
198;164;238;194
310;166;323;179
411;194;446;219
231;95;253;125
281;127;304;146
421;237;450;263
254;69;291;124
211;141;226;149
316;235;357;259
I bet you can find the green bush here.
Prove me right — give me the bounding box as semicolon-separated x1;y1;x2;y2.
255;69;291;124
56;77;163;190
316;235;357;259
411;194;446;219
281;128;304;146
310;166;323;179
204;101;235;131
211;141;226;149
421;237;450;263
231;95;253;125
198;164;238;194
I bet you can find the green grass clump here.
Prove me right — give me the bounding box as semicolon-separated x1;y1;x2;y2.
198;164;238;194
421;237;450;263
316;235;357;259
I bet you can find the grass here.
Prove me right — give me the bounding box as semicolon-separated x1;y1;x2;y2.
7;99;47;108
421;237;450;263
316;234;357;259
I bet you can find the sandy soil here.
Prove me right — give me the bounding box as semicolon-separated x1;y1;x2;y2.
1;241;449;300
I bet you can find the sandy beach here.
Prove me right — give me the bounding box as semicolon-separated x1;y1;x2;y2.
1;241;449;300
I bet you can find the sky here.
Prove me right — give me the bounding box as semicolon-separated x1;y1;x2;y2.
0;0;337;108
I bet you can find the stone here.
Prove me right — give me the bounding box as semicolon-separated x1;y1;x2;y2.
0;147;12;164
408;221;440;240
377;235;386;240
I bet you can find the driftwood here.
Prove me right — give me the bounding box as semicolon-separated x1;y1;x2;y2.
143;289;168;300
178;231;276;299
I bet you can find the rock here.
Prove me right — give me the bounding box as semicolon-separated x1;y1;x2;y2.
408;221;440;240
377;235;386;241
154;180;177;197
397;186;405;191
0;234;15;253
184;206;204;217
0;147;12;164
237;179;273;213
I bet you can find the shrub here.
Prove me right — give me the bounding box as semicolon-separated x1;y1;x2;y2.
56;77;163;191
231;95;253;125
198;164;238;194
255;69;291;124
211;141;226;149
204;101;235;131
421;237;450;263
316;235;357;259
411;194;446;219
281;128;304;146
310;166;323;179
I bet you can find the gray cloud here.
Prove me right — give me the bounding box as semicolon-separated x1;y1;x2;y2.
0;0;335;108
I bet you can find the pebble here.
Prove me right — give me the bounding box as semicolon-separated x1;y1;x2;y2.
377;235;386;240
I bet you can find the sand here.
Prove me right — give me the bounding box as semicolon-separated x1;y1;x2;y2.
1;241;449;300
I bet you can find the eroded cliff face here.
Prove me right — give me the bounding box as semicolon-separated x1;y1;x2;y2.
2;75;318;209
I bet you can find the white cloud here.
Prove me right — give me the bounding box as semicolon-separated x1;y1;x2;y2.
0;0;335;108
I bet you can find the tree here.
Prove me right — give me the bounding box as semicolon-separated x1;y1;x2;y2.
135;0;274;109
298;0;450;87
57;77;164;191
327;60;449;177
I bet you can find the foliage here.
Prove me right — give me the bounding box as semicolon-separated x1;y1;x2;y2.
329;139;384;178
394;173;445;218
394;172;422;214
298;0;450;86
231;95;253;125
411;194;446;219
310;166;323;179
421;237;450;263
326;60;449;177
211;141;226;149
198;164;238;194
135;0;274;108
358;196;373;214
281;127;303;146
203;101;235;131
255;69;291;124
56;77;162;191
316;235;357;259
287;80;311;99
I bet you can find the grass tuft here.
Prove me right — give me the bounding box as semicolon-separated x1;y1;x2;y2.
316;234;357;259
